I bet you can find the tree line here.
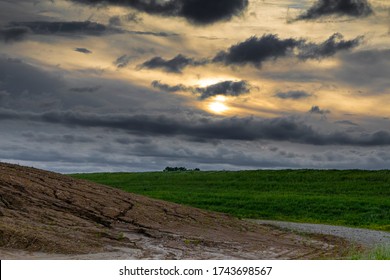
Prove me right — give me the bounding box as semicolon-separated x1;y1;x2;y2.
163;166;200;172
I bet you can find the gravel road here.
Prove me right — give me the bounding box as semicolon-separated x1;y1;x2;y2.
249;220;390;248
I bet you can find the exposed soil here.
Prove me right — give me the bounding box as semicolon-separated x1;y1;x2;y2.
0;162;352;259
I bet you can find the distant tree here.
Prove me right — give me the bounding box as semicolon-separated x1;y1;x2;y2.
163;166;200;172
163;166;174;172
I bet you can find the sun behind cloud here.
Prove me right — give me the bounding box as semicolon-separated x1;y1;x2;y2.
208;95;229;114
197;77;231;87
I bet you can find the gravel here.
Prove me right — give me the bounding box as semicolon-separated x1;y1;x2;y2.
249;220;390;248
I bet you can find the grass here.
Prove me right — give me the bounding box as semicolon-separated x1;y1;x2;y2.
71;169;390;231
347;245;390;260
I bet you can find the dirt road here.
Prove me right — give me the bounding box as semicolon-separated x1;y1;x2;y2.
250;220;390;249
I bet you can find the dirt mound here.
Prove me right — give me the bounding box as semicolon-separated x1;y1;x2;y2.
0;162;350;259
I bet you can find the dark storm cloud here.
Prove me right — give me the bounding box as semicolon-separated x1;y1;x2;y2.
5;21;174;39
213;33;362;66
274;90;312;100
109;13;142;26
172;0;248;25
3;21;124;36
297;0;373;20
151;80;188;92
335;120;359;126
141;33;362;72
213;34;301;67
8;21;122;36
2;109;390;146
0;26;30;42
140;54;206;73
109;16;122;27
114;54;133;68
298;33;363;60
128;30;174;36
263;48;388;90
309;106;331;115
70;0;249;25
114;137;152;145
0;57;64;96
195;80;250;100
151;80;250;99
74;47;92;54
124;12;143;23
21;132;95;144
336;49;390;91
69;86;100;93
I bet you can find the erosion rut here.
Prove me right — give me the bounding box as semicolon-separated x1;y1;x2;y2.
0;162;350;259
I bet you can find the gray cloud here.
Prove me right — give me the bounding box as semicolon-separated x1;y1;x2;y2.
1;109;390;146
109;13;142;26
336;49;390;92
274;90;312;100
114;54;133;68
127;30;175;37
8;21;122;36
140;54;206;73
4;133;390;172
5;21;174;39
214;33;362;67
335;120;359;126
213;34;301;67
297;0;373;20
74;47;92;54
151;80;188;92
0;55;192;115
124;12;143;23
114;137;152;145
142;33;362;73
298;33;363;60
309;106;331;115
71;0;249;25
262;48;390;93
108;16;122;27
69;86;100;93
152;80;250;99
195;80;250;100
0;57;64;97
22;132;95;144
0;26;30;42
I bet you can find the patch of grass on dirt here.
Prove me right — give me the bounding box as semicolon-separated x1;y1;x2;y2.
347;245;390;260
71;170;390;231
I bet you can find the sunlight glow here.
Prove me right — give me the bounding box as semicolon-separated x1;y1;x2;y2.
208;101;228;114
215;95;227;102
207;95;229;114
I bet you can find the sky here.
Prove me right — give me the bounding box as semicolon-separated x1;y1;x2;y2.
0;0;390;173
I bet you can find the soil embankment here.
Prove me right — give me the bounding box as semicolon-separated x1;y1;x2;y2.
0;162;350;259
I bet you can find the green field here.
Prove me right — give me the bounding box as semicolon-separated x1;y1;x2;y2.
71;170;390;231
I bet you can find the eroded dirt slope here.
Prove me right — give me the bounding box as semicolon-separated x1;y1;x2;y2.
0;162;350;259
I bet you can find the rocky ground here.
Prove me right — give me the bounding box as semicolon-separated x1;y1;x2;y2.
0;162;352;259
